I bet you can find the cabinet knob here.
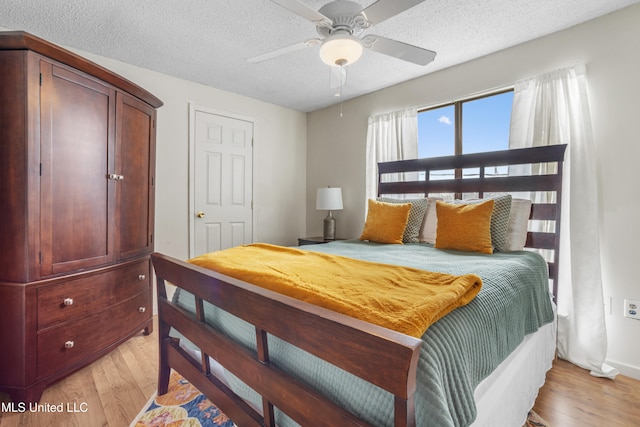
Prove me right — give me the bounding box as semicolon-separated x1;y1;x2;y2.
63;298;74;306
138;306;146;313
64;341;75;349
196;211;205;218
108;173;125;181
138;274;146;281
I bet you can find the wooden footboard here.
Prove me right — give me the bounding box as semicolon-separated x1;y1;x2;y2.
152;253;422;427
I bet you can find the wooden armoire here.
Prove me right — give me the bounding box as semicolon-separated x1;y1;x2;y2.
0;31;163;403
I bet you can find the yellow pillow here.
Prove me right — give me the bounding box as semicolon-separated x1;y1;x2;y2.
360;199;411;244
434;200;494;254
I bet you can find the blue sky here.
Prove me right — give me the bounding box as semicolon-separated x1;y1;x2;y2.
418;91;514;158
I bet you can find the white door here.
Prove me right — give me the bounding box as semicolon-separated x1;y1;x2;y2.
190;106;253;257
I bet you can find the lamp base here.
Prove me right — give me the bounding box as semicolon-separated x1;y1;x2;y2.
323;211;336;240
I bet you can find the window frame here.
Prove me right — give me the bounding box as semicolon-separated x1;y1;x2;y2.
418;88;514;157
418;88;514;196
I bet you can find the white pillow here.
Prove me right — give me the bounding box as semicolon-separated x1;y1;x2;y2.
419;197;442;244
504;198;532;251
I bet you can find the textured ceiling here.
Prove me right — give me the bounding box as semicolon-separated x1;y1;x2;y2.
1;0;638;112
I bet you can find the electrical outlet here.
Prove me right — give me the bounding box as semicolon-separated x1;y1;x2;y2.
624;299;640;320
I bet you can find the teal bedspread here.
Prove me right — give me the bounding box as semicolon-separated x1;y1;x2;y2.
172;240;554;426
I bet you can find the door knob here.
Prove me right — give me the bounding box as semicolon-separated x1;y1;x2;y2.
196;211;205;218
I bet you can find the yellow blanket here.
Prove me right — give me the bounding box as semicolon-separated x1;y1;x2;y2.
189;243;482;338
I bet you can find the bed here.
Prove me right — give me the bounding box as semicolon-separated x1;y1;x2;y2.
151;144;567;427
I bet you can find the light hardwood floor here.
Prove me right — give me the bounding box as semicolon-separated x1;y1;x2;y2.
1;317;639;427
0;322;158;427
533;358;640;426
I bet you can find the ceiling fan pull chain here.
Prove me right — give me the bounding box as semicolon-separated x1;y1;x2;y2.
340;65;344;118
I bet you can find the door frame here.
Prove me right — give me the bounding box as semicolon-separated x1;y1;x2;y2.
188;103;256;258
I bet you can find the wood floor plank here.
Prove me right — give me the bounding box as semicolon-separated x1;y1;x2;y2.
2;317;639;427
0;351;109;427
533;358;640;426
91;346;150;427
119;328;158;398
0;322;157;427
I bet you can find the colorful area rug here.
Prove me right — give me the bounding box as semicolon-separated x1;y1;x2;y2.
130;370;236;427
131;370;549;427
525;410;550;427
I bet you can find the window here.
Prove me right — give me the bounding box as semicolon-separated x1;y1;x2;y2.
418;90;514;181
417;90;514;198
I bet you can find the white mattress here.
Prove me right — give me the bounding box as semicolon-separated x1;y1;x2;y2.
472;305;557;426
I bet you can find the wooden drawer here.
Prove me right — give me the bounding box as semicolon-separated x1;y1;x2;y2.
37;291;150;378
37;260;150;329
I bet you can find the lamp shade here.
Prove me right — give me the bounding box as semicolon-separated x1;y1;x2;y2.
316;187;343;210
319;32;363;67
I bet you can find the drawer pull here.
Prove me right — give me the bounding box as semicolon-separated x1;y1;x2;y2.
138;274;146;281
63;298;74;306
138;306;146;313
64;341;75;349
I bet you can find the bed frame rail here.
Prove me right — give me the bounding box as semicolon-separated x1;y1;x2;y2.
377;144;567;300
152;253;422;427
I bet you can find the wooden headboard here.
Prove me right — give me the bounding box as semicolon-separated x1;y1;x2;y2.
377;144;567;301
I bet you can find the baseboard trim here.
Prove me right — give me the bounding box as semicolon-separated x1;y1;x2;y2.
607;358;640;380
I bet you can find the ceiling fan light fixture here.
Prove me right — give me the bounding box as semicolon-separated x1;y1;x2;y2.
319;32;363;66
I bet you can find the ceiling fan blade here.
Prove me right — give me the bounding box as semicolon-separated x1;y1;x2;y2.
270;0;332;27
247;39;321;63
363;35;436;66
360;0;426;26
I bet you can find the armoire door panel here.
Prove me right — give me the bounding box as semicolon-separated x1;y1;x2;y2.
115;92;156;260
39;61;116;276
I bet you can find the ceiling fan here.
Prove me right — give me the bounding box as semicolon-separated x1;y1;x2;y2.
248;0;436;67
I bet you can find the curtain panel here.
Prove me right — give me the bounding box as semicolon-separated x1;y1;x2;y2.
365;108;418;202
509;65;617;378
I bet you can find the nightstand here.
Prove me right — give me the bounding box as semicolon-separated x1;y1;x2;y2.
298;236;344;246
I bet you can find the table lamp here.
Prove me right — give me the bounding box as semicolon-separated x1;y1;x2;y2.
316;187;343;240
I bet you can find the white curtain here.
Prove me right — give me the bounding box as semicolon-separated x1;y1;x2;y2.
365;108;418;201
509;65;617;378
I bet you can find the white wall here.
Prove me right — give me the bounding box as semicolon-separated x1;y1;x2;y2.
307;4;640;378
68;52;309;259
